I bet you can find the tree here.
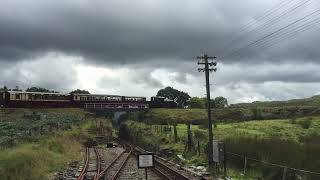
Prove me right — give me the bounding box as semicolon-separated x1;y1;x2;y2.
213;96;228;108
26;87;58;93
188;97;205;108
204;98;215;108
70;89;90;94
11;86;22;91
0;86;8;92
156;87;190;108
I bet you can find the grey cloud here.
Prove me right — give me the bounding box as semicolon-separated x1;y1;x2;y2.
0;53;78;92
97;76;121;89
1;0;319;66
129;69;163;88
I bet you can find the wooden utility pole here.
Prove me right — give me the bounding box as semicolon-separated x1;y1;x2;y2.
197;54;217;167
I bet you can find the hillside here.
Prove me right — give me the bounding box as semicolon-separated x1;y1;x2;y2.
230;95;320;108
139;106;320;124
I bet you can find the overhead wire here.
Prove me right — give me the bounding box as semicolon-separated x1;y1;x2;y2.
216;0;294;55
222;7;320;59
219;0;312;58
250;16;320;51
231;11;320;58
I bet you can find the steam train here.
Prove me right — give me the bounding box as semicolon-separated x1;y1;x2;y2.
0;91;176;109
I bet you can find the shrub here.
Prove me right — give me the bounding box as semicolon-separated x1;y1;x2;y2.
289;118;296;124
298;118;312;129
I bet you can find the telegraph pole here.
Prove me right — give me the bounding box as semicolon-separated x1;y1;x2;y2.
197;54;217;168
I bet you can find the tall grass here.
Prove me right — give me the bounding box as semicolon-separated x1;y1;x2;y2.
0;121;94;180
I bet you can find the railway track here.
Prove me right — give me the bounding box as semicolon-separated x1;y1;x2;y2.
77;147;103;180
62;142;202;180
154;161;192;180
133;146;201;180
95;145;132;180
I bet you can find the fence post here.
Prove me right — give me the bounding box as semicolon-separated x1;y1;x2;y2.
282;167;287;180
243;156;247;175
198;140;201;156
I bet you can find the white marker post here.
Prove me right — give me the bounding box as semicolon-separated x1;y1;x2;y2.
138;153;155;180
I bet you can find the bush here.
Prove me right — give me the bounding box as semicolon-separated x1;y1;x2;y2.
298;118;312;129
289;118;297;124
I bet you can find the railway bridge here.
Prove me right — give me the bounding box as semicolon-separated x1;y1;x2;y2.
83;102;149;112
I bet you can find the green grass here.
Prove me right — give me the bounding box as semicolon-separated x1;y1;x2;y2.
139;106;320;124
0;121;95;180
231;95;320;108
0;108;103;180
0;108;89;147
173;116;320;143
123;116;320;179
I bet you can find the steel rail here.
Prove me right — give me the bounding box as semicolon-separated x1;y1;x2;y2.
77;147;90;180
95;148;127;179
93;147;102;180
134;146;192;180
108;147;133;180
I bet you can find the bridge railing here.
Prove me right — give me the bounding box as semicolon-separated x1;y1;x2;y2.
84;102;149;109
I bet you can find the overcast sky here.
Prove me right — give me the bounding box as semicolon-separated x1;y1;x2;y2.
1;0;320;103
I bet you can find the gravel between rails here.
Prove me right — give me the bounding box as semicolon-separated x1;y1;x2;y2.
117;155;163;180
85;148;98;179
100;152;130;180
100;146;125;170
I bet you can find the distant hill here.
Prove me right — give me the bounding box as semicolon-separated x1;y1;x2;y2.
230;95;320;108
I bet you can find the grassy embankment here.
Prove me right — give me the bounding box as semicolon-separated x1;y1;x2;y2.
0;108;102;180
121;109;320;179
143;106;320;124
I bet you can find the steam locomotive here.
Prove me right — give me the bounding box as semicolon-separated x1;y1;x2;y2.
0;91;176;109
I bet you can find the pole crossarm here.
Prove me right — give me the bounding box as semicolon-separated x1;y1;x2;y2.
197;56;216;59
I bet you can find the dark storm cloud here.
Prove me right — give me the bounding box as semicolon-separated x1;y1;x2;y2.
2;0;319;65
0;0;320;103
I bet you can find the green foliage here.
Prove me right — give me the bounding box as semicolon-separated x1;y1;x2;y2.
142;106;320;125
9;86;22;92
0;86;8;92
188;97;205;108
297;118;312;129
252;108;263;120
213;96;228;108
70;89;90;94
0;121;94;180
123;117;320;179
0;108;88;147
231;95;320;108
26;87;58;93
156;86;190;107
193;129;208;142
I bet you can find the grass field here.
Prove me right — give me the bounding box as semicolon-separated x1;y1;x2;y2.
122;116;320;179
0;121;96;180
175;116;320;143
141;106;320;124
0;108;101;180
0;108;89;147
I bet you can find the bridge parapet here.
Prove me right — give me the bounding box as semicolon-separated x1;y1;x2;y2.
84;102;149;111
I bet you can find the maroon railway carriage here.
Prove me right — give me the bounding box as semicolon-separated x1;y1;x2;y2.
1;91;149;109
4;91;71;108
72;93;148;109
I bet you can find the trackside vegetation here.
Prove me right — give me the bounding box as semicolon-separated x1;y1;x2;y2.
120;116;320;179
0;108;98;180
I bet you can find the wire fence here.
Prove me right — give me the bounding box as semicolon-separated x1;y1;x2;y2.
226;151;320;180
